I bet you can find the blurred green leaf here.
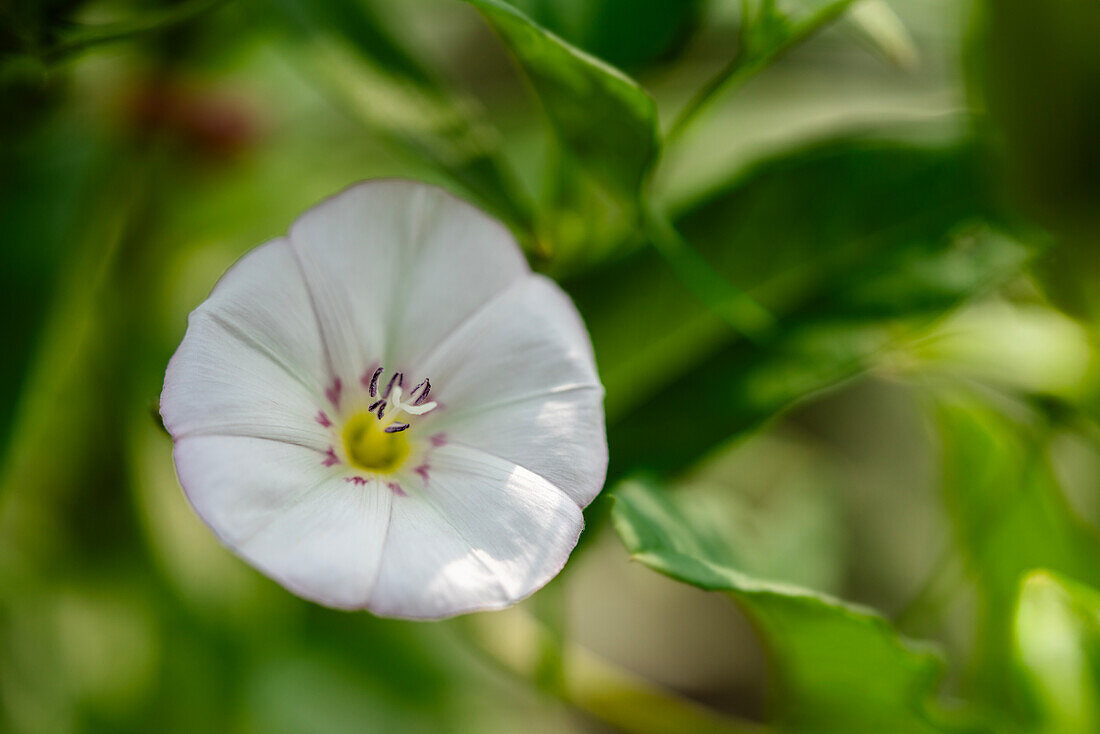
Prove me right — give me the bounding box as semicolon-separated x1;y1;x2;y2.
40;0;227;64
573;138;1028;480
258;0;535;234
503;0;703;70
739;0;855;64
467;607;766;734
936;397;1100;715
973;0;1100;241
972;0;1100;321
612;479;963;733
1014;571;1100;734
466;0;659;199
0;114;106;450
845;0;919;70
667;0;858;142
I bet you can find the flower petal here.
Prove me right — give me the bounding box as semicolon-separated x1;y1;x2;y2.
174;435;392;609
371;444;583;619
286;181;527;387
161;238;331;450
416;275;607;506
433;387;607;508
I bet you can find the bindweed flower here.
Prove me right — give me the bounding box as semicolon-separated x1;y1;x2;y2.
161;181;607;619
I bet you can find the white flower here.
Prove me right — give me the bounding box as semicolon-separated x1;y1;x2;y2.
160;180;607;619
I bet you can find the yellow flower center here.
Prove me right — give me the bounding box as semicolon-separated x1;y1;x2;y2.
342;411;410;474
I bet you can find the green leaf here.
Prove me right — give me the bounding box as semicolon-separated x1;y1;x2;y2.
845;0;919;70
1;0;226;66
612;479;963;733
1015;571;1100;734
465;0;660;198
974;0;1100;245
667;0;858;142
936;397;1100;713
573;139;1028;481
503;0;703;70
257;0;534;234
973;0;1100;323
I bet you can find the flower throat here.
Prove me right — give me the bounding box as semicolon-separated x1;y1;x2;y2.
341;368;437;474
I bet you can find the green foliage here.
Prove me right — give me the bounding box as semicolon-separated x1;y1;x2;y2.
1015;571;1100;734
972;0;1100;321
587;139;1028;479
465;0;662;265
613;479;956;733
739;0;856;65
259;0;535;234
4;0;1100;732
466;0;659;198
667;0;858;140
935;397;1100;714
503;0;702;71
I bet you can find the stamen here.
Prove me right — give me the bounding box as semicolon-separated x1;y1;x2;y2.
366;366;383;397
403;400;437;416
374;401;387;419
385;423;410;433
413;378;432;405
368;399;383;412
383;371;402;399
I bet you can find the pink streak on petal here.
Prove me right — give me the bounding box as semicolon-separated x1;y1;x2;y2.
430;433;447;448
387;482;407;497
345;476;369;486
325;377;343;406
315;410;332;427
414;464;430;482
322;447;340;467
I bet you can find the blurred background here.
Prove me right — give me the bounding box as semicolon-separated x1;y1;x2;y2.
3;0;1100;732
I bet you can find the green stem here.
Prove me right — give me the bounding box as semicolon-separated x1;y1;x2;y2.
643;201;776;344
664;0;858;149
464;609;768;734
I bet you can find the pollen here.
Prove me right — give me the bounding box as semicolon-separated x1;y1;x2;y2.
342;411;410;474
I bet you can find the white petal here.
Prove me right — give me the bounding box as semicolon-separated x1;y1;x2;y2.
161;238;331;450
370;444;583;619
287;181;527;387
416;275;607;506
433;387;607;508
174;435;392;609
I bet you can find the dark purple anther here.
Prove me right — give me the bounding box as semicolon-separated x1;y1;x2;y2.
412;378;432;405
366;366;383;397
385;423;410;433
383;371;403;399
368;399;383;412
374;401;386;419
